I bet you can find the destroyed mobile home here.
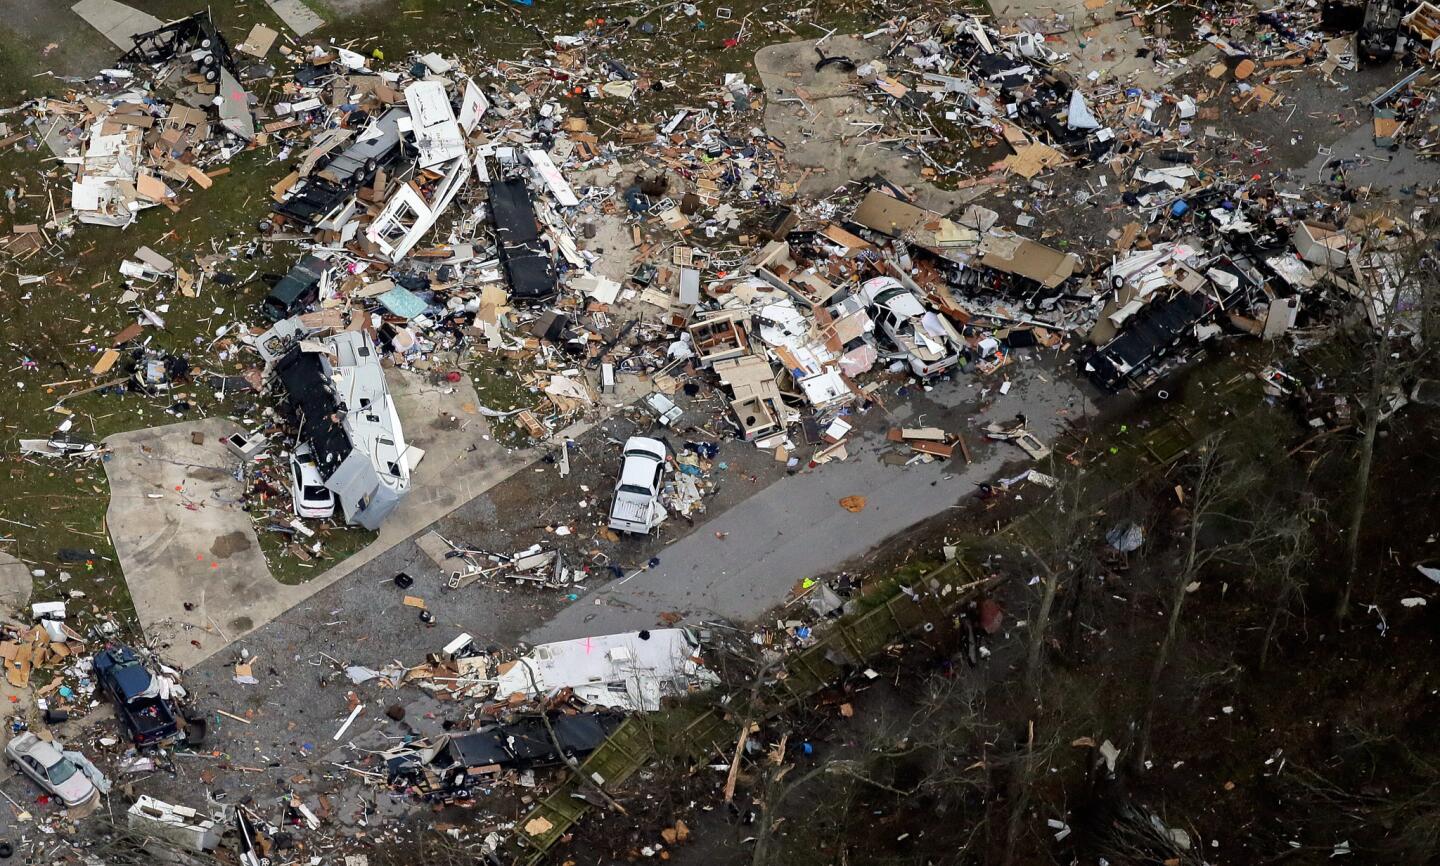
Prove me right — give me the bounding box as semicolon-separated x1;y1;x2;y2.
399;628;720;711
48;12;255;229
254;317;413;531
370;630;717;803
21;6;1151;557
384;711;624;802
492;629;718;712
5;0;1440;862
9;0;1424;571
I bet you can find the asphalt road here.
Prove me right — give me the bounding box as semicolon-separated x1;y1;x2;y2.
528;361;1090;642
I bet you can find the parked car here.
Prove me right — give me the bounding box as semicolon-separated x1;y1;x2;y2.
608;436;668;534
859;277;964;378
4;732;98;808
261;254;329;322
93;645;180;747
289;444;336;519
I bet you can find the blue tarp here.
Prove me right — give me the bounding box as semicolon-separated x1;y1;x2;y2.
378;285;429;320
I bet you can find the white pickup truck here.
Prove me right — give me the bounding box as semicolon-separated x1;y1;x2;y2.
860;276;964;378
608;436;669;534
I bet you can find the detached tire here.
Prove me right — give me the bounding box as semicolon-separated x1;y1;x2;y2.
0;840;15;858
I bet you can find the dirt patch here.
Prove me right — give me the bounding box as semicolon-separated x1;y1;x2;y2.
210;531;254;559
754;36;983;213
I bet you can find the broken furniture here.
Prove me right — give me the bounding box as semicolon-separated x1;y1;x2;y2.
688;310;752;366
222;430;269;462
643;392;684;427
985;422;1054;461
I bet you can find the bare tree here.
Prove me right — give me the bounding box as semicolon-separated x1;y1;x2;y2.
748;756;846;866
74;818;225;866
1017;471;1105;704
997;714;1072;866
1282;723;1440;862
999;718;1040;866
1134;435;1267;768
1097;802;1208;866
1257;496;1318;670
1334;226;1439;621
746;674;993;865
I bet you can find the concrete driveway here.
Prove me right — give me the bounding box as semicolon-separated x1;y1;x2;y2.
103;416;285;666
0;552;32;617
102;368;628;669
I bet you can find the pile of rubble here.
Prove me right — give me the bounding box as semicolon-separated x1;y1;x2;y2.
11;12;255;244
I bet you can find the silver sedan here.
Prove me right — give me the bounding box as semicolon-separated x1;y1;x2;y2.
4;732;99;808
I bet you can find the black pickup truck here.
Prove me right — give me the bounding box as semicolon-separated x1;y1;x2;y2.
93;645;180;747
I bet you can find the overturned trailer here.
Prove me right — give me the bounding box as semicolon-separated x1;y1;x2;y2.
66;10;256;227
494;629;718;712
269;328;412;529
385;712;623;802
1082;290;1215;392
118;11;255;141
490;176;558;301
274;107;409;228
272;78;476;261
1079;228;1277;392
